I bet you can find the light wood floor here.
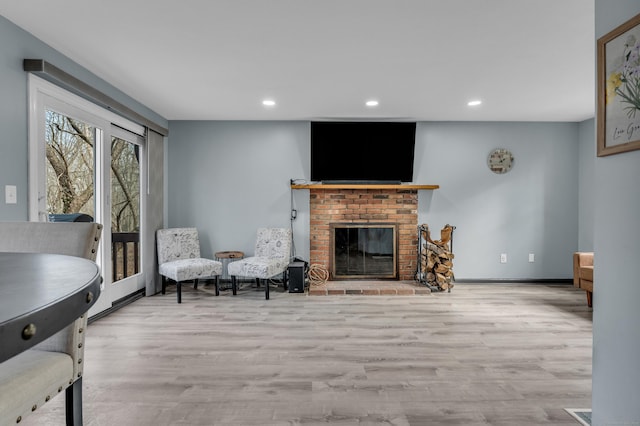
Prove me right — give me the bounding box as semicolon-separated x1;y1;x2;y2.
23;283;592;426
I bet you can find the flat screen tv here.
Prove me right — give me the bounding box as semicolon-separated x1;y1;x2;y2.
310;121;416;183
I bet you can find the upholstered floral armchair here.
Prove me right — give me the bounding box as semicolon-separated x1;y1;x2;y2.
227;227;292;300
156;228;222;303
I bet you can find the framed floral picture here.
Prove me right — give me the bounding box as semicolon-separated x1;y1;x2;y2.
598;12;640;156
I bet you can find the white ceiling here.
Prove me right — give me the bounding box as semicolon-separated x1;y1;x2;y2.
1;1;595;122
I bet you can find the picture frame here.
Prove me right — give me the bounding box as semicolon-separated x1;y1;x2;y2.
597;12;640;157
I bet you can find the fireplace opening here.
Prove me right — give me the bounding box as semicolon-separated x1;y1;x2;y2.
330;223;398;279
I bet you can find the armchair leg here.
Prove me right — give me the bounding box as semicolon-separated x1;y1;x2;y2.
65;377;83;426
161;276;167;294
194;279;199;290
283;271;288;292
214;276;220;296
177;281;182;303
231;276;237;295
587;291;592;308
264;278;269;300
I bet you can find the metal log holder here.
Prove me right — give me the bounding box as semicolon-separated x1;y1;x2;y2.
415;224;456;292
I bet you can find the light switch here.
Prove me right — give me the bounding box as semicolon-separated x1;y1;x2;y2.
5;185;17;204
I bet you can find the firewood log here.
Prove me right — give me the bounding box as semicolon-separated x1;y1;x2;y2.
435;264;449;273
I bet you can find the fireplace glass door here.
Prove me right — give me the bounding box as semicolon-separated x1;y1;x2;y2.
331;224;397;279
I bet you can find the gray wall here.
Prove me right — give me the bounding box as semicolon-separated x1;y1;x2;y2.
578;119;596;251
416;121;579;279
0;15;167;221
168;120;582;280
167;121;310;259
593;2;640;424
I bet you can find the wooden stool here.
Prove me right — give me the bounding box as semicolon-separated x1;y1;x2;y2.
215;251;244;283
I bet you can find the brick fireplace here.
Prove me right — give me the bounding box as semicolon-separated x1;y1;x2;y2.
308;187;420;281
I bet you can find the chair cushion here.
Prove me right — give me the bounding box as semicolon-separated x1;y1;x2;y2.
159;258;222;282
0;350;73;423
227;256;288;279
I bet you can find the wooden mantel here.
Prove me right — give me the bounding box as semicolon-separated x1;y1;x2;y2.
291;183;439;190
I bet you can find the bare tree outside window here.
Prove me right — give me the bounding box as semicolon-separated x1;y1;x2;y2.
45;110;95;217
46;110;141;282
111;136;141;281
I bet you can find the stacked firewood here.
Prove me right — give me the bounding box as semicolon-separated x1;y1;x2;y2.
420;224;455;291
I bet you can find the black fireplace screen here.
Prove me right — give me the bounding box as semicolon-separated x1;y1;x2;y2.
331;224;397;279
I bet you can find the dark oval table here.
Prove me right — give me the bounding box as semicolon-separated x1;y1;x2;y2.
0;252;101;363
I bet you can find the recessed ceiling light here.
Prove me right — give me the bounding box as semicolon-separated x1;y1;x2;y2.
467;100;482;107
262;99;276;107
365;100;379;107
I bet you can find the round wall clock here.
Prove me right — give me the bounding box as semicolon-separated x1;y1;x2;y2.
487;148;514;174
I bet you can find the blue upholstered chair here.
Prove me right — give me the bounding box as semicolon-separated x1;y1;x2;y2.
156;228;222;303
227;227;292;300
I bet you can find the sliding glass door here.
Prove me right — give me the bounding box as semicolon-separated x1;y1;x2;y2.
109;127;145;302
29;75;147;315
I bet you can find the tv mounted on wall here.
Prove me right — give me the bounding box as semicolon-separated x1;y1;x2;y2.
310;121;416;184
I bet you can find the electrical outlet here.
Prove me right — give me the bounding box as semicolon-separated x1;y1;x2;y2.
500;253;507;263
529;253;535;263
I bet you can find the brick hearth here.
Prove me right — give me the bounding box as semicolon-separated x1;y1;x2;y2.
308;280;431;295
309;188;418;280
